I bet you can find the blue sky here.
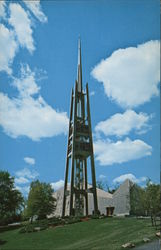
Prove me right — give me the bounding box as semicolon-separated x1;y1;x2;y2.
0;0;160;195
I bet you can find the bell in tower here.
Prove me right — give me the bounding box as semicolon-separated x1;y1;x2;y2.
62;39;98;217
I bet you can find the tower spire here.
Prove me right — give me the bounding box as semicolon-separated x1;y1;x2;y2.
77;37;82;92
62;40;99;217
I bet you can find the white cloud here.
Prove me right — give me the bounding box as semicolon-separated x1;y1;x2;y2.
0;1;6;19
51;180;64;191
16;167;39;179
24;157;35;165
90;91;95;96
91;40;160;108
99;174;106;179
0;24;18;74
9;3;35;53
13;64;40;97
94;138;152;166
113;173;147;184
95;110;151;137
15;176;29;184
23;0;47;23
0;1;47;74
0;65;69;141
15;166;39;195
0;93;69;140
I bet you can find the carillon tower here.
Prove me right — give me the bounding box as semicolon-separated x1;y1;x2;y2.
62;39;98;217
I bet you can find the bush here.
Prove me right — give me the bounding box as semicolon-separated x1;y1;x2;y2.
19;216;88;233
19;224;35;233
19;222;48;233
65;217;81;224
0;224;21;233
90;214;99;219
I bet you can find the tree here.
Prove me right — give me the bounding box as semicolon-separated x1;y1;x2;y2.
130;184;146;216
27;180;56;220
96;180;111;192
0;171;24;225
96;180;105;190
144;181;160;216
96;180;119;194
130;181;160;216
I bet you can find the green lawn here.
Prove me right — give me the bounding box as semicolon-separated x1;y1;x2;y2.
0;217;157;250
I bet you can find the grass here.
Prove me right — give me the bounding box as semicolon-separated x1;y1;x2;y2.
0;217;158;250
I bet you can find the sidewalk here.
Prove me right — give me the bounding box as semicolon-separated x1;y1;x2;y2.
135;240;160;250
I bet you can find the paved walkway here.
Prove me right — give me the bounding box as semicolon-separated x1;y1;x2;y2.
135;240;160;250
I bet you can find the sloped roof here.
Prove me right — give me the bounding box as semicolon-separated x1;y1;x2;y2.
53;179;133;199
113;179;133;196
96;188;113;198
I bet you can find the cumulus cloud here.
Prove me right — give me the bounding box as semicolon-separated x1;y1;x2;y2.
24;157;35;165
15;176;29;185
23;0;47;23
51;180;64;191
13;64;40;97
95;110;151;137
94;138;152;166
0;65;69;140
0;1;48;74
91;40;160;108
15;167;39;195
99;174;106;179
0;93;69;140
0;24;18;74
0;1;6;19
9;3;35;53
16;168;39;179
113;173;147;184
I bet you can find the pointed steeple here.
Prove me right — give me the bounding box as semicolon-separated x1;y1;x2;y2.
77;37;82;92
62;39;99;218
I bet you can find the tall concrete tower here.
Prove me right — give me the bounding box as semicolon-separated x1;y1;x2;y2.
62;39;98;217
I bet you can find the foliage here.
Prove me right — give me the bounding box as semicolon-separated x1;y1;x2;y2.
27;180;56;220
19;220;48;233
96;180;119;194
130;181;160;216
96;180;106;190
96;180;109;192
21;198;29;221
0;224;22;233
0;171;24;225
63;216;81;224
130;184;146;216
19;216;83;233
144;180;160;216
90;214;100;219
